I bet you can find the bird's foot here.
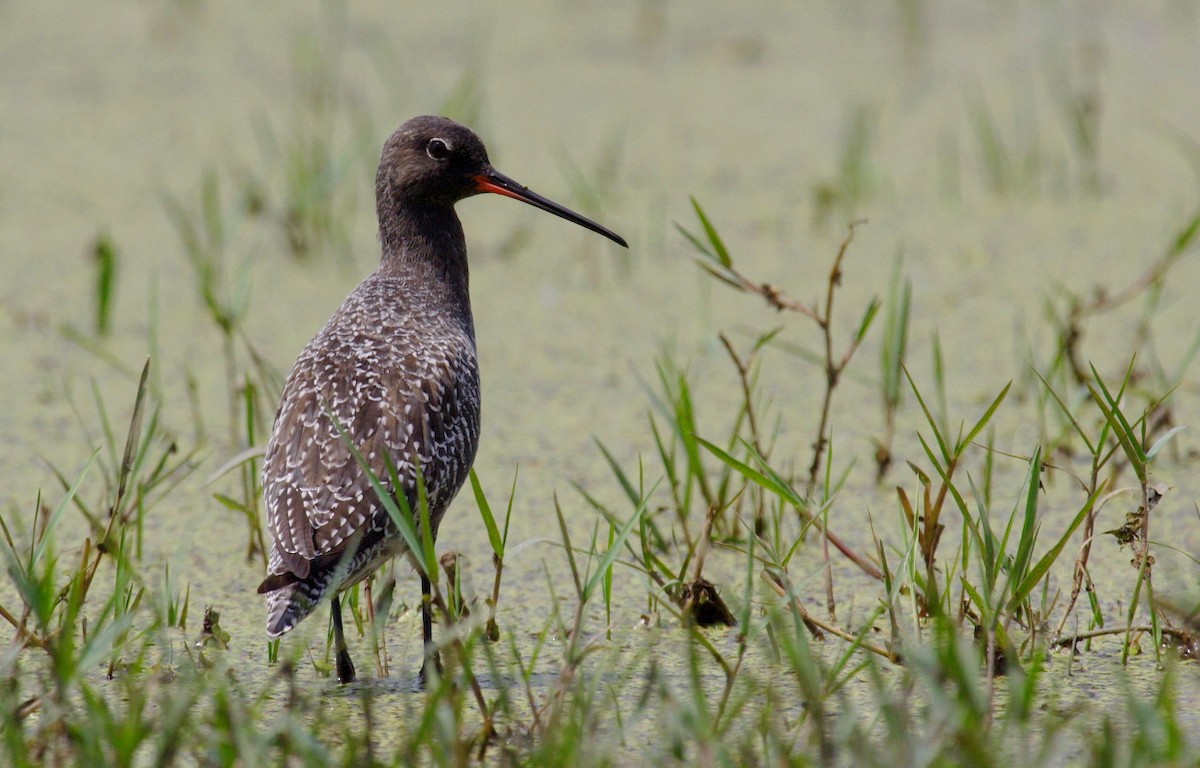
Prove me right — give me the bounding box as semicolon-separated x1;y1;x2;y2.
336;648;357;684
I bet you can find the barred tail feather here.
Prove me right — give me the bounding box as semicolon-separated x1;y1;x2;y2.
262;530;392;637
262;541;362;637
265;577;328;637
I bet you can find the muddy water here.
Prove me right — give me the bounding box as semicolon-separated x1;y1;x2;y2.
2;0;1200;758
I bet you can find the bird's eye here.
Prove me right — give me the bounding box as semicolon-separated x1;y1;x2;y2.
426;138;451;160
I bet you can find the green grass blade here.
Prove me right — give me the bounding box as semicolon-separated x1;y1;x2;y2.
414;468;436;578
959;381;1011;451
326;406;428;577
855;297;882;345
92;233;117;336
1031;367;1096;455
1146;425;1187;460
469;469;503;557
1166;208;1200;256
688;196;732;267
582;482;657;603
1087;379;1146;483
34;450;99;567
904;365;950;462
1011;487;1100;607
502;466;518;551
1004;446;1043;608
594;438;640;508
553;497;584;600
696;437;804;510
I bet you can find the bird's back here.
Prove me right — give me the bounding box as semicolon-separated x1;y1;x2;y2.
259;270;480;637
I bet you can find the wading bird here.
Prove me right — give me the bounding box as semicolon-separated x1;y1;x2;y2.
257;116;627;684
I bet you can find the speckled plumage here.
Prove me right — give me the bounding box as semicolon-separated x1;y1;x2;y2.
261;272;480;636
257;115;626;683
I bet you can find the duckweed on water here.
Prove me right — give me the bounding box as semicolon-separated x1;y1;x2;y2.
3;3;1200;765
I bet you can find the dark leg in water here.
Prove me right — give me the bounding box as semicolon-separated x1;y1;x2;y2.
418;572;442;687
332;594;356;684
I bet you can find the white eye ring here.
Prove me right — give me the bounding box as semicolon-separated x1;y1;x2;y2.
426;138;451;160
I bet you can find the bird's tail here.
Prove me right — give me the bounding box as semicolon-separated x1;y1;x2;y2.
263;572;339;637
261;530;382;636
260;542;364;636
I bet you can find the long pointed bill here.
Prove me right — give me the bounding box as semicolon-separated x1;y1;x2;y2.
474;168;628;248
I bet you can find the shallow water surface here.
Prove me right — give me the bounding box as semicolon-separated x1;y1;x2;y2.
2;0;1200;761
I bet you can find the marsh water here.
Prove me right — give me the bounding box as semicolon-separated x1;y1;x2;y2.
3;0;1200;761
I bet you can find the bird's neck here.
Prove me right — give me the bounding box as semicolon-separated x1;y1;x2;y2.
377;203;472;315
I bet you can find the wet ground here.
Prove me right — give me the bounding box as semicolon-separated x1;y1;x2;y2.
3;0;1200;760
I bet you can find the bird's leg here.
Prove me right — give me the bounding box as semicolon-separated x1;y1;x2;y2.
418;572;442;688
331;594;356;684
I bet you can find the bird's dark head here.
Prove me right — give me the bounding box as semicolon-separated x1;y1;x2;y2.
376;115;628;248
377;116;492;208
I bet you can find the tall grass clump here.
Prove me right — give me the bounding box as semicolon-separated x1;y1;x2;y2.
247;14;375;266
563;194;1200;765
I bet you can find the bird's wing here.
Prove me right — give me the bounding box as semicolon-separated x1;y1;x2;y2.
262;329;478;580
